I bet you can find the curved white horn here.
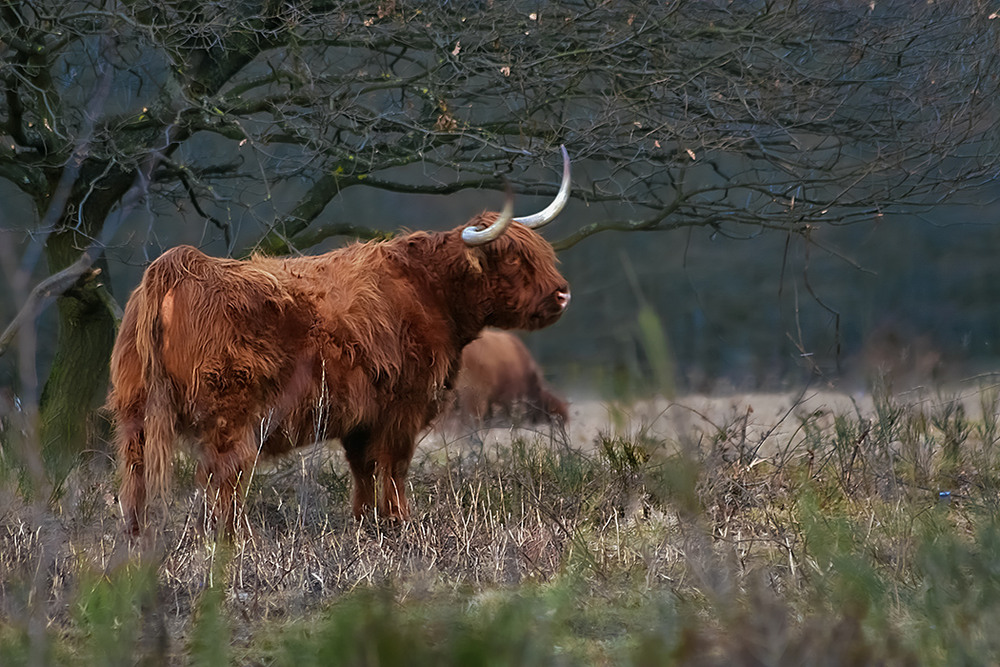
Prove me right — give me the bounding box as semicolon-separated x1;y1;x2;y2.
513;144;571;229
461;187;515;246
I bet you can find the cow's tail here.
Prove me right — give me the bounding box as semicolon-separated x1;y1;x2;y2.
132;246;200;501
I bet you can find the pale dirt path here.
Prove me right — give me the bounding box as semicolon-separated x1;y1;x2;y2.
420;384;998;460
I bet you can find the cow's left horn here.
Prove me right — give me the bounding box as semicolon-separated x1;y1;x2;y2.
462;186;515;246
513;144;571;229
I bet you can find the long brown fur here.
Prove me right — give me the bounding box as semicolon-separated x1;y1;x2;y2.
449;329;568;427
108;215;569;535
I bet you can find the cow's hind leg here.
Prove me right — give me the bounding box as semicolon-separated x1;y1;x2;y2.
197;421;257;537
115;412;147;537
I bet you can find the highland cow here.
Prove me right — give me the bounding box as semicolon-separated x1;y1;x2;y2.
109;148;572;535
450;329;568;428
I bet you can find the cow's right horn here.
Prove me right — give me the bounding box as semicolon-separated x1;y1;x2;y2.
513;145;571;229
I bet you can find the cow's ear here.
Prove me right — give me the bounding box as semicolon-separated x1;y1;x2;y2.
464;247;484;274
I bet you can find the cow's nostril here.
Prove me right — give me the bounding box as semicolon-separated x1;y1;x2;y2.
556;289;571;310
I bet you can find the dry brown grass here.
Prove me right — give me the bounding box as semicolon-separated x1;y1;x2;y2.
0;414;680;655
2;383;1000;664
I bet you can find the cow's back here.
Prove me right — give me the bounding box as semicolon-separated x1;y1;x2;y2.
252;243;460;441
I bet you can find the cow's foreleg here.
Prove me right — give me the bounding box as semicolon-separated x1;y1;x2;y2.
342;424;414;521
375;430;417;521
379;457;411;521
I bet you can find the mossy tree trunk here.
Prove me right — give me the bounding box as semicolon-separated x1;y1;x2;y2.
38;230;118;479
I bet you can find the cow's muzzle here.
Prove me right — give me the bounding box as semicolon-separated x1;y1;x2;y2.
556;288;571;311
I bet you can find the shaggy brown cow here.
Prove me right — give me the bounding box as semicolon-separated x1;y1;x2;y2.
109;148;572;535
450;329;568;427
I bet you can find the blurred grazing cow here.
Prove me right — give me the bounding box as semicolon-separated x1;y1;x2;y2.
450;329;568;428
109;147;572;535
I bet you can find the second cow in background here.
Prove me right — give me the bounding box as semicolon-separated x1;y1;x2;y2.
449;329;568;428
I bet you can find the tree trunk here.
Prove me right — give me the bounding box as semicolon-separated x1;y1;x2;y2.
38;231;117;481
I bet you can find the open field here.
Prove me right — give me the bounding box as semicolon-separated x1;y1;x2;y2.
3;381;1000;665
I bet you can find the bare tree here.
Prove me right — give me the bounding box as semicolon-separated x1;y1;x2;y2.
2;0;999;468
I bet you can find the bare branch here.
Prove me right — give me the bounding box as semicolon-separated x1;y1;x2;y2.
0;257;102;358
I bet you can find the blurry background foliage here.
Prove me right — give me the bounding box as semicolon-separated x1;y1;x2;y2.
1;0;1000;465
